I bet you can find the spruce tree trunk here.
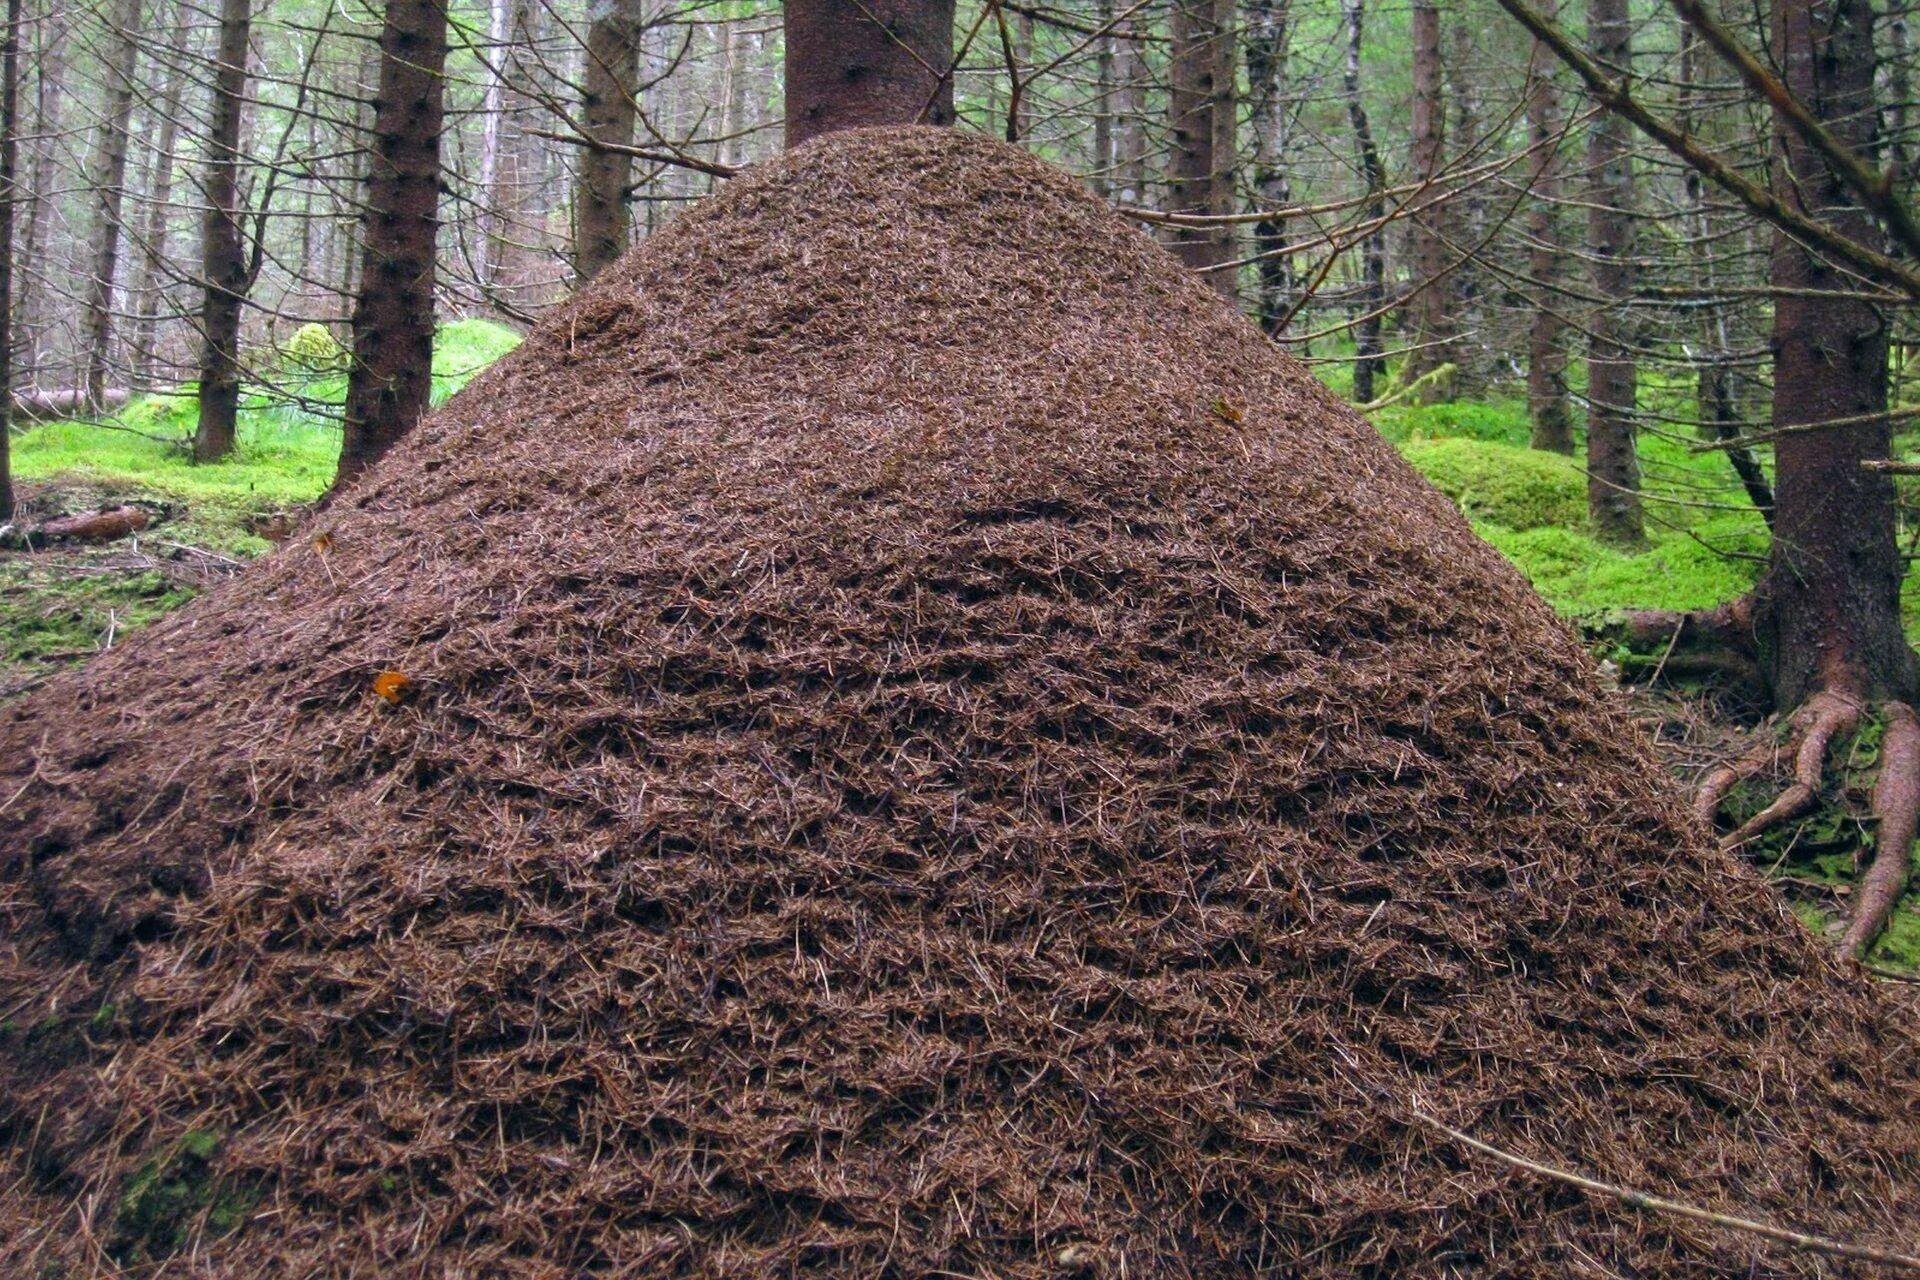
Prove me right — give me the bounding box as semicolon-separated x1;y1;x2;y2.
783;0;954;147
334;0;449;492
1340;0;1386;403
1167;0;1236;293
0;0;19;521
1583;0;1643;544
1091;0;1115;199
1404;0;1451;389
14;4;65;386
192;0;252;463
1245;0;1294;332
80;0;141;412
1524;4;1571;453
572;0;643;284
127;22;185;394
1760;0;1912;707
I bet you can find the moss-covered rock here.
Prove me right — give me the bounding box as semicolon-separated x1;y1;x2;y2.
1400;437;1585;531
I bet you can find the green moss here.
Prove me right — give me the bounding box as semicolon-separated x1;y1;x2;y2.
1373;397;1532;447
278;322;349;375
1867;896;1920;971
0;562;194;686
8;319;523;554
1401;437;1586;532
111;1130;254;1263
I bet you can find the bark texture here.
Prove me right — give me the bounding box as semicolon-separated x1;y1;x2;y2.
80;0;140;412
335;0;449;492
0;0;17;522
1166;0;1237;294
192;0;253;463
783;0;955;147
1340;0;1386;403
1583;0;1643;544
1524;8;1571;452
1761;0;1909;707
572;0;644;284
1403;1;1452;389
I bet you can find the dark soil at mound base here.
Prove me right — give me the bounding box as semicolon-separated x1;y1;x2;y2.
2;128;1918;1277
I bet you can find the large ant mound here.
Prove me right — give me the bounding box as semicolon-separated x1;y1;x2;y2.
3;127;1917;1277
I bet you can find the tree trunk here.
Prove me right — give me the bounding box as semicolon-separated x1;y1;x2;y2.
1167;0;1236;294
80;0;141;412
573;0;643;284
1114;15;1147;206
1340;0;1386;403
1244;0;1294;332
783;0;955;147
333;0;449;493
1584;0;1643;544
1090;0;1114;199
0;0;20;521
1524;4;1572;453
192;0;253;463
1761;0;1911;707
14;3;65;385
1678;17;1773;520
127;26;185;394
1403;0;1452;389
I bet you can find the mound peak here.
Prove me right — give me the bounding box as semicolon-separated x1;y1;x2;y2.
3;127;1917;1276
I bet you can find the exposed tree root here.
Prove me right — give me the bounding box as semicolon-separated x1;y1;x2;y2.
1694;691;1920;958
1695;690;1862;845
1843;702;1920;959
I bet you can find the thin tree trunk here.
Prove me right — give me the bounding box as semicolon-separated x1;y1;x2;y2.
573;0;643;284
1168;0;1236;294
192;0;252;463
1525;2;1572;452
1114;15;1146;206
0;0;20;521
333;0;449;492
80;0;141;412
1404;0;1451;388
1245;0;1294;332
1584;0;1643;544
1091;0;1114;199
1678;17;1773;520
15;3;64;385
1761;0;1911;706
476;0;512;290
128;10;187;392
1340;0;1386;403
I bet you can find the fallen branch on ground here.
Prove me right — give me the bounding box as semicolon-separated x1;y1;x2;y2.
1410;1111;1920;1272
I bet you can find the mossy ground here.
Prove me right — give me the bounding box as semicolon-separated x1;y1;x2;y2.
4;326;1915;969
1;320;520;693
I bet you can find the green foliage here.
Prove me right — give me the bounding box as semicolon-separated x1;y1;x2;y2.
112;1130;253;1263
278;322;349;375
0;562;194;684
1400;438;1585;531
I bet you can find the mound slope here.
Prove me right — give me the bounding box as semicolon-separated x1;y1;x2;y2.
3;128;1918;1277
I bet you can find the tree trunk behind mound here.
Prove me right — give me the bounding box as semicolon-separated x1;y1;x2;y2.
1583;0;1643;545
80;0;140;415
1167;0;1237;294
192;0;253;464
0;0;18;522
335;0;449;493
1761;0;1913;706
783;0;955;147
572;0;643;284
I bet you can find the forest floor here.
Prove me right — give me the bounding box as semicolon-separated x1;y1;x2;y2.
3;327;1915;970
